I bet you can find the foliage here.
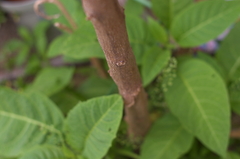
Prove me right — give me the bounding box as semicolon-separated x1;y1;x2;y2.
1;0;240;159
0;88;123;159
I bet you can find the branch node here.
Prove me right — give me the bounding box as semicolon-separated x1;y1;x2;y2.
86;15;94;21
123;86;141;107
116;60;126;67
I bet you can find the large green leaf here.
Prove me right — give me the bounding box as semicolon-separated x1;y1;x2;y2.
164;59;230;157
141;114;193;159
61;22;105;60
27;67;74;96
64;95;123;159
0;88;64;158
171;0;240;47
142;47;171;86
19;145;65;159
217;22;240;81
197;52;226;80
152;0;193;28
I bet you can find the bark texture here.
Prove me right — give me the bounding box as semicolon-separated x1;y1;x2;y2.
82;0;151;138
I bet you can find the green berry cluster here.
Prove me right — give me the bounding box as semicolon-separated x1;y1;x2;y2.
161;57;177;93
146;57;178;111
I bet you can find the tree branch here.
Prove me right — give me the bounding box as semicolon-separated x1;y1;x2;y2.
82;0;151;138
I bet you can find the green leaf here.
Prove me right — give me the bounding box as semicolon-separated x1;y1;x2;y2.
126;15;153;64
197;52;226;80
2;39;24;53
217;22;240;81
152;0;193;28
141;114;193;159
125;1;156;65
125;0;144;16
47;34;69;58
15;45;30;66
78;76;117;99
147;18;168;44
27;67;74;96
142;47;171;86
44;0;84;28
18;27;32;45
33;21;51;55
61;22;105;59
25;56;41;75
164;59;230;157
171;0;240;47
0;88;64;158
19;145;65;159
64;95;123;159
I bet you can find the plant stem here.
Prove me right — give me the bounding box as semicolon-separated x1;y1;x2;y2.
82;0;151;139
230;129;240;138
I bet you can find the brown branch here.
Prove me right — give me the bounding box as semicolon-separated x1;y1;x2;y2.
82;0;151;138
230;129;240;138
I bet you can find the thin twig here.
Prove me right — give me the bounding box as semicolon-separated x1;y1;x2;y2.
54;22;73;33
34;0;77;30
34;0;60;20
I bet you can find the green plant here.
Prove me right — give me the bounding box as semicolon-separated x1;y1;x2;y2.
1;0;240;159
